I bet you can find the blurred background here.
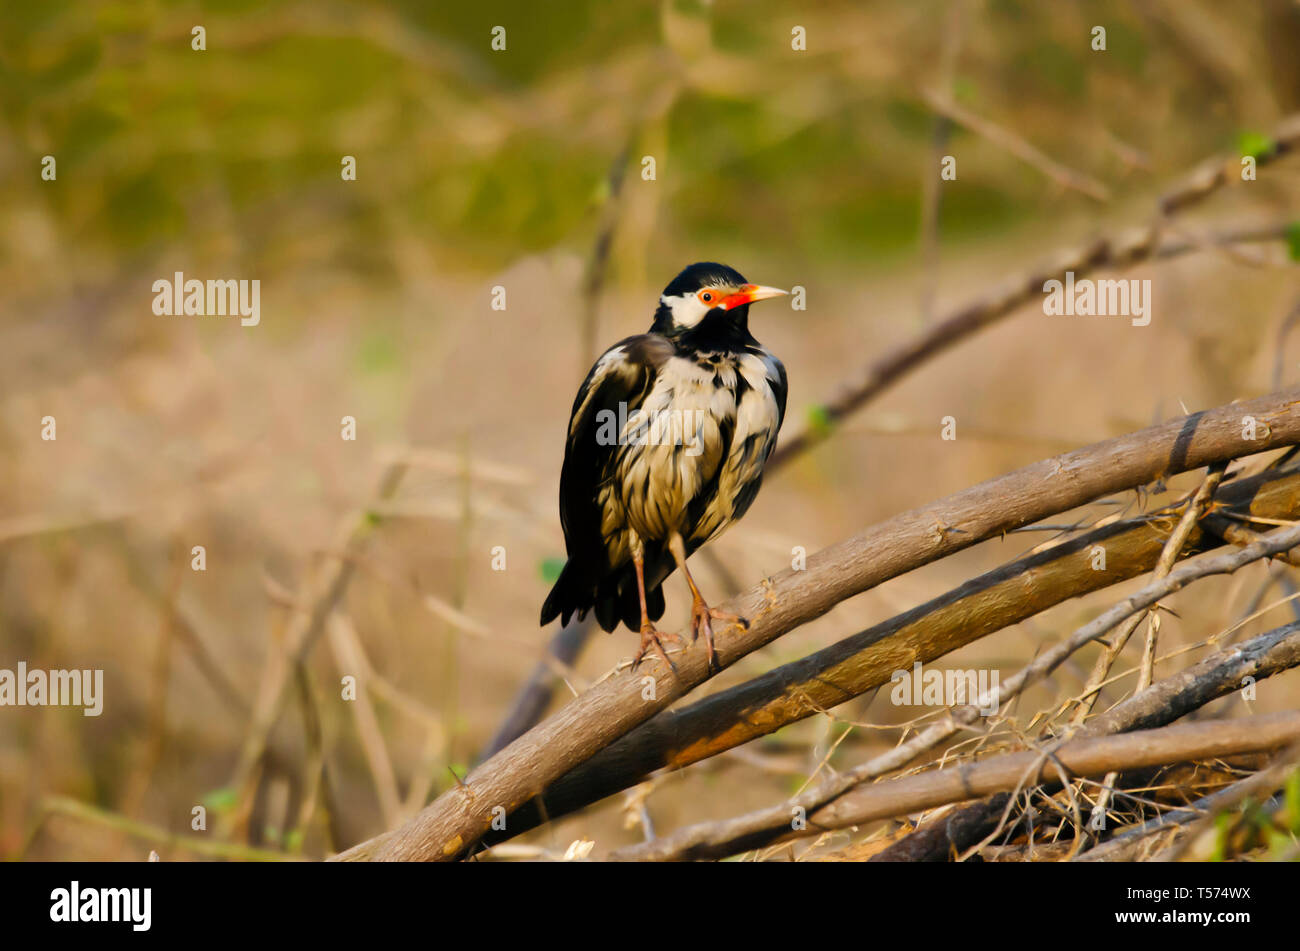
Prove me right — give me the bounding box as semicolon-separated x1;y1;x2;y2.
3;0;1300;860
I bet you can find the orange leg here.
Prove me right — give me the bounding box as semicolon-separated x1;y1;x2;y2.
631;551;680;671
668;534;747;670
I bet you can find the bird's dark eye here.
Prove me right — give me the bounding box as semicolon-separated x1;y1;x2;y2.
700;291;713;303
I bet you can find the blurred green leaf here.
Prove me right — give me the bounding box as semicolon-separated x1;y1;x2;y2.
540;556;565;584
807;404;834;438
203;787;238;813
357;329;401;375
1239;131;1277;161
37;36;101;87
1209;810;1234;861
951;76;979;104
1285;221;1300;262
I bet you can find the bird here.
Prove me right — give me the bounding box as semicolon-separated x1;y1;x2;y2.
540;262;789;670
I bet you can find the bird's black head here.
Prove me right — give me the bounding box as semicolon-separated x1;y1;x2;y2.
650;262;787;347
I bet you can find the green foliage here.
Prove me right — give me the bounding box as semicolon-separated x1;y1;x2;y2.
1107;24;1149;73
1286;767;1300;834
540;556;565;585
884;97;934;139
203;787;238;814
1021;40;1088;99
0;0;1255;288
356;329;403;376
807;404;834;438
1209;809;1234;861
1208;792;1300;860
951;77;979;104
1238;131;1277;161
445;762;470;791
1285;221;1300;262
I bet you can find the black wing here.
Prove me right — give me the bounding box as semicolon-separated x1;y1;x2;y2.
540;334;673;628
762;349;789;441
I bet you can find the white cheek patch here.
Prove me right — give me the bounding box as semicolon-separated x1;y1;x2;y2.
661;293;710;329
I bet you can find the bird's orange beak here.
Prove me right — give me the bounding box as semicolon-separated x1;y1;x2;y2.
718;284;788;311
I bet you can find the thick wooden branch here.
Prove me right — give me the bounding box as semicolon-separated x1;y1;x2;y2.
478;616;593;761
335;387;1300;861
480;454;1300;850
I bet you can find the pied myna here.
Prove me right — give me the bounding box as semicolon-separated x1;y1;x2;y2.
541;262;788;669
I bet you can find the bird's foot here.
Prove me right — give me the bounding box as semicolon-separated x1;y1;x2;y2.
632;624;682;672
690;601;748;670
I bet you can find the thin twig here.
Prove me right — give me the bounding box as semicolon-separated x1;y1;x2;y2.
223;462;407;838
922;89;1111;201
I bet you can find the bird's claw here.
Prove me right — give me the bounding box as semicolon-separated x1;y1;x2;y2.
632;625;680;672
689;602;745;670
716;609;750;631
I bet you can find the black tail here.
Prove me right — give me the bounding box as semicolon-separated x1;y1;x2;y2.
540;557;669;632
540;559;585;627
